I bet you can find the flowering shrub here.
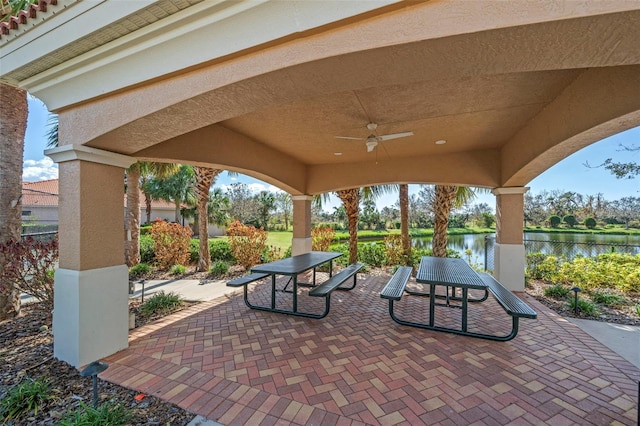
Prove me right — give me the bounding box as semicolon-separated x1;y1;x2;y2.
383;234;404;265
149;220;192;269
0;237;58;311
226;221;267;270
312;227;335;252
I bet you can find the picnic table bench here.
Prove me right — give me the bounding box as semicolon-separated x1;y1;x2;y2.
227;251;362;319
477;272;537;341
227;272;270;287
380;257;537;341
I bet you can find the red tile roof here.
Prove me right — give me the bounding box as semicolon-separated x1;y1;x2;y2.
21;179;176;210
22;178;58;206
0;0;57;40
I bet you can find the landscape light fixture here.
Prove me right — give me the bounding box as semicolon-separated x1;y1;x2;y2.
80;361;109;409
570;286;581;315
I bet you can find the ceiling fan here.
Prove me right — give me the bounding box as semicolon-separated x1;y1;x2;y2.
335;123;414;152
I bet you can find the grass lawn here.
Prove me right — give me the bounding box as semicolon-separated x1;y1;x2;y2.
266;231;293;252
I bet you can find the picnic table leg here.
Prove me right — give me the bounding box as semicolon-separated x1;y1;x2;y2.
462;288;468;332
313;267;316;285
429;283;436;327
293;275;298;313
271;274;276;310
329;260;333;277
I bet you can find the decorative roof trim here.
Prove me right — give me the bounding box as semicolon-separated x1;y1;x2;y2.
0;0;58;40
492;187;530;196
45;145;136;169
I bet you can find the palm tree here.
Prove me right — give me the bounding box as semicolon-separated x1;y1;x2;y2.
335;189;360;263
193;167;222;271
145;165;196;224
256;190;276;230
207;188;231;227
0;82;27;320
317;186;392;264
431;185;485;257
398;183;414;264
0;1;36;319
126;162;178;266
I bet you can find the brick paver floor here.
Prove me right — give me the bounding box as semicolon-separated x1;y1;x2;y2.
101;273;640;425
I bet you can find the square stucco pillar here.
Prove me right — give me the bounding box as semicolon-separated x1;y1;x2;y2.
292;195;312;255
492;187;529;291
46;145;136;368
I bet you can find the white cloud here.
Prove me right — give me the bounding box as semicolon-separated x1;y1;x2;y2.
247;183;268;193
23;157;58;182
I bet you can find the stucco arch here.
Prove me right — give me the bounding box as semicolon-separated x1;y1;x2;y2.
503;66;640;187
51;3;640;196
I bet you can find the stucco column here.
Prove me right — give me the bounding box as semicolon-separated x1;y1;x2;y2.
291;195;312;255
492;187;529;291
46;145;136;368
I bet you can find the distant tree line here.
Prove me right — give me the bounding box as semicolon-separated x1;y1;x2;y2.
525;190;640;229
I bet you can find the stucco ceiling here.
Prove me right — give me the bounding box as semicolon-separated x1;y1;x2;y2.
48;2;640;194
221;69;581;165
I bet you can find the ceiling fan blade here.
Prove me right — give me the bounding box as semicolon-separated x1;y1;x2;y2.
378;131;414;141
335;136;365;140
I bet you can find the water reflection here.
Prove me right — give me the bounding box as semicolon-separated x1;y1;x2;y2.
412;232;640;269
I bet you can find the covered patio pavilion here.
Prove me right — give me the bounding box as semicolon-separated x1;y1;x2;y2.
2;1;640;419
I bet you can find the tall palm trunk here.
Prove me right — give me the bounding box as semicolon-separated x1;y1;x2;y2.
193;167;221;271
432;185;458;257
337;189;361;264
0;83;27;319
125;168;141;266
399;184;411;264
145;193;152;224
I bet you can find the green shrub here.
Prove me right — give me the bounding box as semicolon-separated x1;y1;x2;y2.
129;263;150;279
584;217;597;229
635;304;640;317
140;225;152;235
536;255;562;283
526;252;548;280
0;378;52;422
590;291;626;306
558;253;640;292
210;260;229;276
170;264;187;275
59;401;132;425
189;238;200;263
543;284;570;299
563;214;577;228
359;242;387;267
139;235;155;264
548;215;561;228
209;239;234;262
140;291;183;315
568;297;598;316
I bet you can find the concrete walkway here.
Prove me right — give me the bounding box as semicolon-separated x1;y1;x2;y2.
568;318;640;370
131;278;640;371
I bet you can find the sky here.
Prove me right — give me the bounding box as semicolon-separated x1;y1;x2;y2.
23;96;640;211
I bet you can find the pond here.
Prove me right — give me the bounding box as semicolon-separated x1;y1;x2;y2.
411;232;640;269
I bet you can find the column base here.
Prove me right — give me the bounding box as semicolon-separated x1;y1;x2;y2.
493;243;525;291
53;265;129;368
291;237;312;256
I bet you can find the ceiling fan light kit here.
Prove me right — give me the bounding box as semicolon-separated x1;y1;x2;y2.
335;122;414;152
